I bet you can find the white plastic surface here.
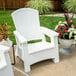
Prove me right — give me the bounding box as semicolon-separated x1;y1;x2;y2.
12;8;43;41
0;45;14;76
12;8;59;72
0;53;7;70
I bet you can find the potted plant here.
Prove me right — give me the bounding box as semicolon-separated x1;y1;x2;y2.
55;20;76;54
54;0;76;54
0;23;12;47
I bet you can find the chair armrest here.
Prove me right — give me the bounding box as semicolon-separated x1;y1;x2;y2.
40;27;59;48
40;27;59;37
14;31;27;44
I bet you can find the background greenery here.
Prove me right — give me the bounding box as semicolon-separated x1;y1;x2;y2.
0;11;76;44
26;0;53;14
64;0;76;12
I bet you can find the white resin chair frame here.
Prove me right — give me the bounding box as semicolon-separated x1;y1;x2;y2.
0;45;14;76
12;8;59;72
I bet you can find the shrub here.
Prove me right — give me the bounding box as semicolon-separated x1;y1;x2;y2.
26;0;53;14
64;0;76;12
0;23;12;41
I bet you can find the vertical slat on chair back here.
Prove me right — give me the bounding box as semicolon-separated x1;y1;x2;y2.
12;8;43;41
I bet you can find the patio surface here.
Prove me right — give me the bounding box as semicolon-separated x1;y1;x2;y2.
9;45;76;76
9;12;76;76
42;13;76;18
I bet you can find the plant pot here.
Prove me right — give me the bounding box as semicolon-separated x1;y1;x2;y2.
0;38;12;47
59;38;73;54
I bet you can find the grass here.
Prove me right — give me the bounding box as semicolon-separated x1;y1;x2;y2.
40;16;65;29
46;11;63;14
0;11;76;44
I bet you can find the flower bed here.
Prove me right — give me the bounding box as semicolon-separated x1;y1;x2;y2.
0;23;12;41
55;21;76;40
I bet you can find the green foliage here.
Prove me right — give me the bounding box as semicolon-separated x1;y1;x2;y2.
40;16;65;29
26;0;53;14
0;11;76;43
62;0;66;3
68;28;76;41
0;11;16;44
61;0;66;9
64;0;76;12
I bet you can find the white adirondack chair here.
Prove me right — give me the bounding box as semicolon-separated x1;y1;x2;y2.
12;8;59;72
0;45;14;76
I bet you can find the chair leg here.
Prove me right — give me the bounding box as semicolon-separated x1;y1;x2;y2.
15;47;18;56
53;56;59;63
24;62;31;72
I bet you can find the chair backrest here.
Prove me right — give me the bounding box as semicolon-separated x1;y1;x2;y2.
12;8;44;41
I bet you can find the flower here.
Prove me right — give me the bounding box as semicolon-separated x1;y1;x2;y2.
68;27;76;40
57;31;62;34
65;27;68;29
0;35;2;38
58;25;62;28
59;34;62;37
64;30;68;32
0;23;12;42
0;35;3;41
55;21;76;40
74;27;76;29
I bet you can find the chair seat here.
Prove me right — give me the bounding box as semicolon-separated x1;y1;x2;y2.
28;42;54;54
